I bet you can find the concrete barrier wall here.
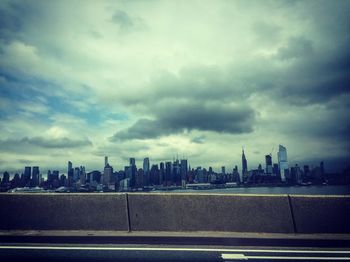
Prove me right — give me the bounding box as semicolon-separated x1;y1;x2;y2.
1;193;349;234
290;195;350;234
0;193;129;231
127;193;294;233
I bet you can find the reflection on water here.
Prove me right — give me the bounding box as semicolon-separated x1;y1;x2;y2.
161;185;350;195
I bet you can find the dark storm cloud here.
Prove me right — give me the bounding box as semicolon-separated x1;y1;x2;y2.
271;39;350;106
111;118;176;141
276;37;313;60
0;1;39;42
285;108;350;141
111;102;255;140
0;136;92;151
116;65;252;109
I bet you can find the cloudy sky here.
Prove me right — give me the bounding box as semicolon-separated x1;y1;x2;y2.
0;0;349;174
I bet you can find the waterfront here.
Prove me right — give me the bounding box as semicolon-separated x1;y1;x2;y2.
160;185;350;195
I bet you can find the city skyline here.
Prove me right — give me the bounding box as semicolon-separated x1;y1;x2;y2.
0;144;332;177
1;1;350;173
2;143;340;193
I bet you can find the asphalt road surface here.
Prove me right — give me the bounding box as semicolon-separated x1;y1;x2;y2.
0;244;350;262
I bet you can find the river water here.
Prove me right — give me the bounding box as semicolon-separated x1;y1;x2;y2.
160;185;350;195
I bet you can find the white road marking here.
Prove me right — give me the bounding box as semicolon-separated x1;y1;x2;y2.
222;253;247;260
222;253;350;260
0;245;349;254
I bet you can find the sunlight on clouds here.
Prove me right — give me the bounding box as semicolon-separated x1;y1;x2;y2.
44;126;69;139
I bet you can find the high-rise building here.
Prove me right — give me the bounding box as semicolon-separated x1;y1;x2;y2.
165;162;172;186
104;156;108;167
2;171;10;183
143;157;150;186
129;158;136;188
32;166;40;186
265;155;273;174
68;161;73;178
143;157;150;173
173;159;181;185
242;148;248;180
180;159;188;182
278;145;288;182
23;166;31;186
73;167;80;182
80;166;86;184
103;163;113;186
160;162;165;186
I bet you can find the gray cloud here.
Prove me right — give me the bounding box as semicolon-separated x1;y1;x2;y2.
276;37;313;60
111;102;255;140
111;10;133;29
110;9;146;32
252;21;282;45
0;136;92;151
191;135;206;144
111;118;176;141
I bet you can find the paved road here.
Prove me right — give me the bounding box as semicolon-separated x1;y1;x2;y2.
0;244;350;261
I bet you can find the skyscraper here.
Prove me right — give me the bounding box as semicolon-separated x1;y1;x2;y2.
143;157;150;173
73;167;80;182
32;166;40;186
278;145;288;182
129;158;136;188
67;161;73;178
242;148;248;179
180;159;188;180
165;161;172;186
143;157;150;185
265;155;272;174
80;166;86;184
104;156;108;167
24;166;31;186
103;163;113;186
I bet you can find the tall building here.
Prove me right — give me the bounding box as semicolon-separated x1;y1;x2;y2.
129;158;136;188
2;171;10;183
173;159;181;185
143;157;150;186
180;159;188;182
73;167;80;182
242;148;248;176
23;166;31;186
165;162;172;186
160;162;165;186
67;161;73;178
104;156;108;167
143;157;150;173
265;155;273;174
103;163;113;186
80;166;86;184
278;145;288;182
32;166;40;186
